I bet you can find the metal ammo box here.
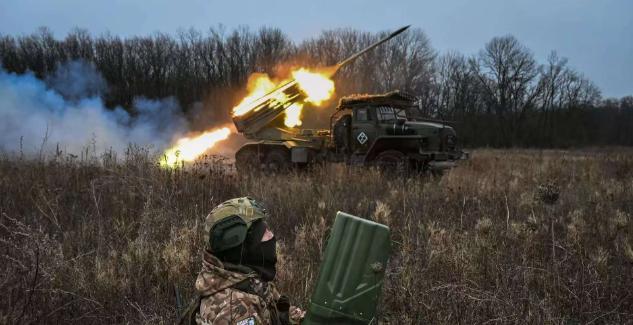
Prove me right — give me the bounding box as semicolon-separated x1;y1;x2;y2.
303;211;391;325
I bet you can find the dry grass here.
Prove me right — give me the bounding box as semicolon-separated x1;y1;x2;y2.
1;149;632;324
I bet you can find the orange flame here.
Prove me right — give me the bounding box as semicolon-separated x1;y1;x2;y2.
284;103;304;127
161;127;231;166
231;68;335;128
232;73;277;117
292;68;335;105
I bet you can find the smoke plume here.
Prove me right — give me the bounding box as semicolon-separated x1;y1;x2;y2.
0;61;187;157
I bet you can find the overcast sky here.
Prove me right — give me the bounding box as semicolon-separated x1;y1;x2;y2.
0;0;631;98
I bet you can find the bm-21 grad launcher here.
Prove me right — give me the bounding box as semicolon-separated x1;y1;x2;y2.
232;25;410;137
232;25;465;173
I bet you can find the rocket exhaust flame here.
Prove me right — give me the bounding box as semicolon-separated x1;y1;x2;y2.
230;25;409;132
161;127;231;166
231;68;335;128
293;68;335;105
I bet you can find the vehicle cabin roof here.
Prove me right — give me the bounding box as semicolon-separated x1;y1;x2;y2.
337;91;417;110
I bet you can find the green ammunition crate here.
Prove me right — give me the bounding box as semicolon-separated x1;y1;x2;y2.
303;211;391;325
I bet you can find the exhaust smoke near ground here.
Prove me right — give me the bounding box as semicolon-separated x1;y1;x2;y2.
0;61;189;157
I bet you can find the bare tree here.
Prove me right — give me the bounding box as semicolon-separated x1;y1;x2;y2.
472;35;541;146
3;27;632;147
254;27;292;75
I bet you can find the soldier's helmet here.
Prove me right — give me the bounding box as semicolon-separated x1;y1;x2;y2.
204;197;268;253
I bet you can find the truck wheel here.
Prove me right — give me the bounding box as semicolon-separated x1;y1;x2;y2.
374;150;408;174
264;148;290;172
235;148;260;173
426;163;445;177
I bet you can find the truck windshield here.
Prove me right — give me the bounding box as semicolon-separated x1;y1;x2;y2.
377;106;406;122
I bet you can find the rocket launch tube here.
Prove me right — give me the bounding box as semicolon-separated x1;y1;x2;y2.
232;26;411;134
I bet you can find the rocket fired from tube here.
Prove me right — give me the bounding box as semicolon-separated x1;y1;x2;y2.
244;25;411;106
231;25;411;132
333;25;411;75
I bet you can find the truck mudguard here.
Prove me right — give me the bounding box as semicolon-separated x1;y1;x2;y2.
303;212;391;325
364;135;422;161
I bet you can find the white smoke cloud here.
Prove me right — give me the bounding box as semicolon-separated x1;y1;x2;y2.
0;61;188;157
46;60;108;100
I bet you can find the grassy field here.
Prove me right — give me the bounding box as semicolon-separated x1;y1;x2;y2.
1;149;632;324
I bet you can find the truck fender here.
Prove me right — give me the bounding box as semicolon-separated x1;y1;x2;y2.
364;136;422;162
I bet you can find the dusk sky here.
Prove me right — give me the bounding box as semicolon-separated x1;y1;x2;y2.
1;0;631;98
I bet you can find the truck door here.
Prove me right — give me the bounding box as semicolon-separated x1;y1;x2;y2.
351;106;377;154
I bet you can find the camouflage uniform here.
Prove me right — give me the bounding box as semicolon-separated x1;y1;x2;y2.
194;252;290;325
181;197;302;325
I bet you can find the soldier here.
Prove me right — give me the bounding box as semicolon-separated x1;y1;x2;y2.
180;197;305;325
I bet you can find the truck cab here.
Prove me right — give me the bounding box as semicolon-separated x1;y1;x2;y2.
330;91;464;170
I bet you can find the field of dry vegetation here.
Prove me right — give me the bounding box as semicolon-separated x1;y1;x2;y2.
1;148;632;324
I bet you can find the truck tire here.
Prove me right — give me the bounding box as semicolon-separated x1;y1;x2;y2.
374;150;408;174
235;147;260;173
264;148;290;172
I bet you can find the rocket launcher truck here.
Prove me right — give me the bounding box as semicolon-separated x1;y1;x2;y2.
232;26;466;173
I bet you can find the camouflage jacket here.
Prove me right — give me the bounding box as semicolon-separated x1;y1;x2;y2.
187;252;301;325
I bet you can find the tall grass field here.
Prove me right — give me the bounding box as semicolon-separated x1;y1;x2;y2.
1;149;632;324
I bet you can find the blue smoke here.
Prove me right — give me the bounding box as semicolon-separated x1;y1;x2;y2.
0;61;188;157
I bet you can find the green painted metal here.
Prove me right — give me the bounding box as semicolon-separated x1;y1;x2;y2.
303;211;391;325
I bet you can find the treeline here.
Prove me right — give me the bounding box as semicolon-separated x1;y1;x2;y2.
1;26;632;147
